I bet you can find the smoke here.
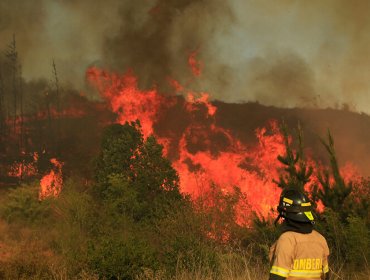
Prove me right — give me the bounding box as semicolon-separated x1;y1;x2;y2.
0;0;121;91
0;0;369;112
0;1;45;53
99;0;370;112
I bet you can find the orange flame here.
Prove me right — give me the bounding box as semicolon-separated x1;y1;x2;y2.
188;49;203;77
87;67;361;224
39;158;63;200
87;67;165;138
8;152;39;178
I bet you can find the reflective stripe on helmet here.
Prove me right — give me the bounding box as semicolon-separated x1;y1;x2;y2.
283;197;293;204
304;211;314;220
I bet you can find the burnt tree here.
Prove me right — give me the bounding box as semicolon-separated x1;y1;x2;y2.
5;34;18;136
52;59;61;156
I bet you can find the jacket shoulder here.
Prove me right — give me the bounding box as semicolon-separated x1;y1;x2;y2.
276;231;297;245
312;230;327;241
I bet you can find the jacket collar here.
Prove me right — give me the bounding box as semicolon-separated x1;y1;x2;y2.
281;219;313;234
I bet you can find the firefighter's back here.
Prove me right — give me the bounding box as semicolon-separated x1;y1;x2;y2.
271;229;329;280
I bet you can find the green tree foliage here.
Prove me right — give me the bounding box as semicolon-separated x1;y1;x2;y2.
0;183;51;224
94;121;183;221
261;124;370;270
251;123;314;261
316;209;347;265
69;121;188;278
94;121;143;186
316;131;353;217
248;216;281;262
154;193;220;275
309;130;370;267
345;215;369;267
350;178;370;220
274;123;313;192
87;235;158;280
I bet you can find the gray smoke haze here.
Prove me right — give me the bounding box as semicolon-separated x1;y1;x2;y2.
0;0;369;112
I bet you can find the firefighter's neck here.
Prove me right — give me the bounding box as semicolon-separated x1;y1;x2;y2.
281;219;313;234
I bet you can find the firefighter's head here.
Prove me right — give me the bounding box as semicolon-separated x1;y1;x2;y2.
277;188;315;224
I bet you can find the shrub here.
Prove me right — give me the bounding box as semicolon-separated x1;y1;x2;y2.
153;201;220;276
246;216;281;262
94;122;184;221
0;183;51;224
345;215;369;267
50;178;99;274
86;235;158;280
316;208;347;266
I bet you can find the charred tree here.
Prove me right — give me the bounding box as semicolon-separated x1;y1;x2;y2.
0;64;5;141
4;35;26;180
45;89;53;154
18;63;24;154
52;59;61;156
5;34;18;136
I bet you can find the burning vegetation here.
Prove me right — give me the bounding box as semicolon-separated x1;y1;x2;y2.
86;66;368;225
39;158;63;200
0;55;368;278
0;2;369;279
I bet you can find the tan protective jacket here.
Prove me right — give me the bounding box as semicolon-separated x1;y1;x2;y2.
269;230;329;279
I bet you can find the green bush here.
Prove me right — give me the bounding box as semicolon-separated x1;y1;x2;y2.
315;210;370;274
345;216;369;267
49;178;99;275
52;171;163;278
246;216;281;262
86;235;158;280
0;183;51;224
153;195;231;276
53;178;98;234
0;251;53;280
94;122;184;221
315;209;347;265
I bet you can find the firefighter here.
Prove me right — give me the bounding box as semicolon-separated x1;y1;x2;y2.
269;188;330;280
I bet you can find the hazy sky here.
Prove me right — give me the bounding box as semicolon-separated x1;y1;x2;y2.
0;0;369;113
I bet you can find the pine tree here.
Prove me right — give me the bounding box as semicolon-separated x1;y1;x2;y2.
274;122;313;193
316;130;353;219
251;122;314;246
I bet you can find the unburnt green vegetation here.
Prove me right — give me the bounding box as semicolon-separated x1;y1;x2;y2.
0;122;368;280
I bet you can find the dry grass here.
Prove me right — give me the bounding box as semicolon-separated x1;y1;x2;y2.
135;253;370;280
136;251;268;280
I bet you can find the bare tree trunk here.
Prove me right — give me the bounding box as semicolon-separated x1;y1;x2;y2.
52;59;61;156
6;34;18;136
0;64;5;138
45;90;52;153
0;63;6;170
18;64;24;154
